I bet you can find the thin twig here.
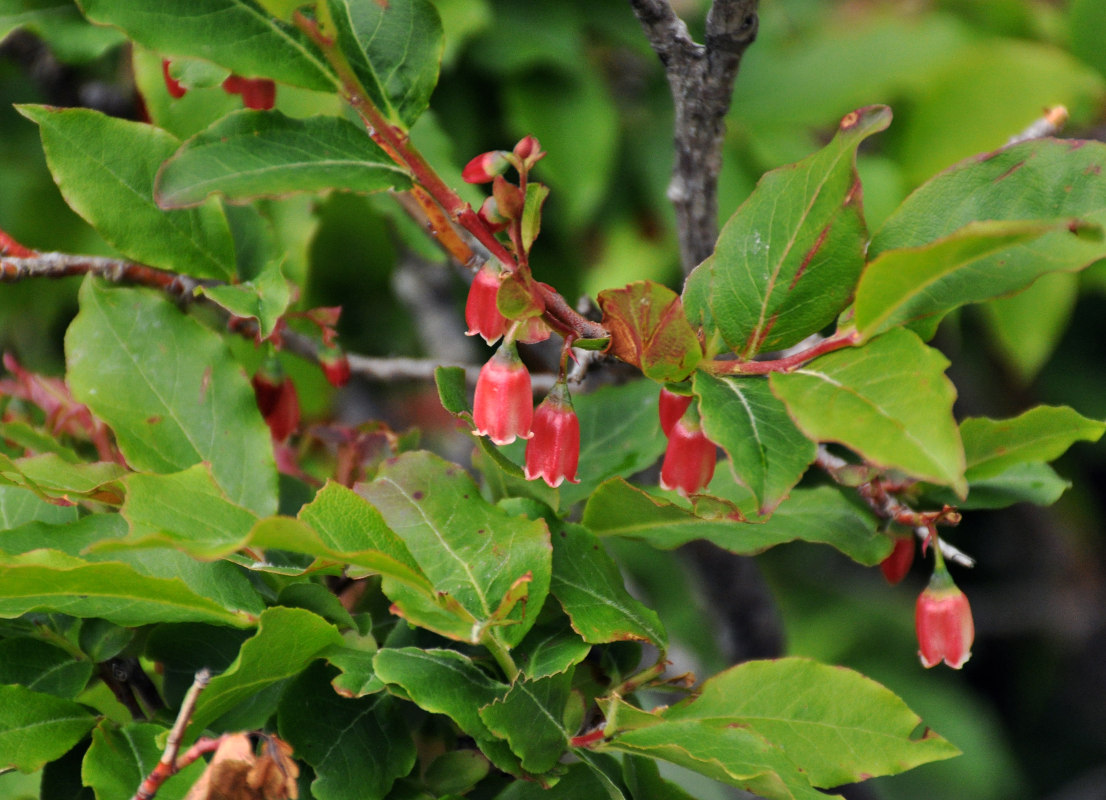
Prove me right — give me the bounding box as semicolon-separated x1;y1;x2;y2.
1007;105;1068;145
132;668;212;800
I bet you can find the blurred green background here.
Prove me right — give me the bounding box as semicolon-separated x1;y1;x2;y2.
3;1;1106;798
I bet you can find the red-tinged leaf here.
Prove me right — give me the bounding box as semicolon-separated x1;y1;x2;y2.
598;281;702;382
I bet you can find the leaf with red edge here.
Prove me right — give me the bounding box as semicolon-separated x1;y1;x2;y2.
598;281;701;382
683;106;891;359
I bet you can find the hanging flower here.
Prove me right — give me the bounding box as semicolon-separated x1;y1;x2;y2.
473;341;532;445
658;387;693;436
880;535;915;585
915;568;974;669
659;406;716;497
525;382;580;487
465;264;508;344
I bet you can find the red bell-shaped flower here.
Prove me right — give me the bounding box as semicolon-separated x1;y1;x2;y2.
659;407;716;497
473;342;533;445
525;382;580;487
658;387;693;436
915;569;974;669
319;344;351;388
252;363;300;442
880;535;915;585
465;264;508;345
462;150;510;184
161;59;187;99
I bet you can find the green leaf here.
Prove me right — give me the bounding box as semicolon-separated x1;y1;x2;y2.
373;647;508;738
770;328;966;494
855;219;1096;340
6;455;125;503
0;638;93;699
195;258;292;340
622;755;699;800
584;480;886;564
189;606;344;734
512;621;592;679
324;0;444;127
280;661;417;800
603;697;827;800
82;720;206;800
77;0;336;91
112;464;258;558
870;138;1106;304
479;670;573;773
556;379;669;509
925;461;1070;511
0;684;96;773
960;405;1105;481
658;658;960;787
423;750;490;796
597;281;702;382
16;105;236;280
0;549;254;628
694;373;816;513
326;641;385;698
979;271;1078;384
66;281;278;516
521;182;550;253
155;110;410;208
0;484;79;528
357;451;551;646
550;523;666;649
683;106;891;359
1;0;126;62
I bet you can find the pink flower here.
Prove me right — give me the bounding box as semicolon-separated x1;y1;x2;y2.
525;383;580;487
880;535;915;585
473;342;532;445
252;369;299;442
319;345;351;388
658;387;693;436
465;264;508;344
659;410;716;497
916;575;974;669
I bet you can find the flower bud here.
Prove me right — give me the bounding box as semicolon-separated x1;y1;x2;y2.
161;59;187;99
658;387;693;436
465;264;508;344
462;150;510;184
659;409;716;497
252;363;299;441
915;572;974;669
477;197;510;233
513;135;545;167
880;535;915;585
492;175;524;220
319;344;351;388
473;342;533;445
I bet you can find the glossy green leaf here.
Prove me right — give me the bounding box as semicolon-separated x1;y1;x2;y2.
597;281;701;382
694;373;816;513
82;720;206;800
521;182;550;253
0;685;97;773
77;0;336;91
357;451;551;646
871;138;1106;308
480;670;573;773
324;0;444;127
373;647;508;737
584;479;885;564
683;106;891;359
925;461;1070;511
0;638;92;700
961;406;1104;481
66;281;278;516
327;642;385;698
659;658;960;787
855;219;1095;340
190;607;344;734
770;329;966;494
113;465;258;557
17;106;236;280
279;661;416;800
0;549;254;627
155;110;410;208
550;523;666;649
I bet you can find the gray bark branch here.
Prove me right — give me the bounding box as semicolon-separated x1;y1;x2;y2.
630;0;759;274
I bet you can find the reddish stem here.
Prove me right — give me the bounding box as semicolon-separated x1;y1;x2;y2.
702;331;860;375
